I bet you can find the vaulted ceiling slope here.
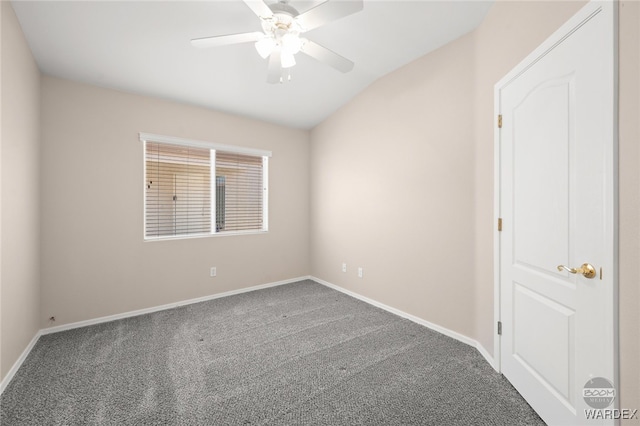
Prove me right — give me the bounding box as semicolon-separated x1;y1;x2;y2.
12;0;494;129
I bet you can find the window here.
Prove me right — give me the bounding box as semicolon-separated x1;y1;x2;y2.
140;133;270;240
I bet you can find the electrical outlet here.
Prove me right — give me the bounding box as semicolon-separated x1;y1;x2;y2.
210;267;217;277
342;263;347;273
358;267;363;278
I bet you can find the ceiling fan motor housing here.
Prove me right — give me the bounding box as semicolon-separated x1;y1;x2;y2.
268;2;299;18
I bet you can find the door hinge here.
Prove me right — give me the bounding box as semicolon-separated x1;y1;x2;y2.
497;218;503;232
497;114;503;128
497;321;502;335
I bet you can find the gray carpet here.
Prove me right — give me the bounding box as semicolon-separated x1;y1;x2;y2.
0;280;544;425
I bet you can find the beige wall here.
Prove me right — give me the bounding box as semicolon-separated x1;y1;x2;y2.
39;76;310;327
618;0;640;418
310;31;477;338
311;0;639;415
1;0;4;382
1;2;41;379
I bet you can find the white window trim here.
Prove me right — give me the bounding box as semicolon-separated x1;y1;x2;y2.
262;156;269;232
138;132;272;158
141;133;270;241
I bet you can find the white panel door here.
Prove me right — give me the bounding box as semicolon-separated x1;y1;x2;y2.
496;2;616;425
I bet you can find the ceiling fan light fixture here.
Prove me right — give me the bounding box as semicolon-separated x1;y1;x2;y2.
255;37;276;59
281;33;304;55
191;0;363;83
281;52;296;68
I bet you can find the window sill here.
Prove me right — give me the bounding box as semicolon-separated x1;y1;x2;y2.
144;229;268;242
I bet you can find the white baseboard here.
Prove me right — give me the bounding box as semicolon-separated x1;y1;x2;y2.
0;330;42;394
475;340;497;371
41;276;311;335
1;275;497;395
311;276;496;370
1;275;310;394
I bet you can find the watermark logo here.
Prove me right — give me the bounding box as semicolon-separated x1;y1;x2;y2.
583;377;616;409
585;409;638;420
581;377;637;421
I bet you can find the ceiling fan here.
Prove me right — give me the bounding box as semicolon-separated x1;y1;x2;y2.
191;0;364;84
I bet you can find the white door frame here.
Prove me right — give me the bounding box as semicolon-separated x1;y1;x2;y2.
493;0;618;390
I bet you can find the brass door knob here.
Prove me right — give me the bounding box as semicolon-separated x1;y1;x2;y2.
557;263;597;279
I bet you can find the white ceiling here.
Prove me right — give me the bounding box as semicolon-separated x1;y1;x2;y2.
12;0;494;129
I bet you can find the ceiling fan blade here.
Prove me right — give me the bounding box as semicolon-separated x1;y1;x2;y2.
191;32;264;48
267;48;282;84
301;40;354;73
296;0;363;32
243;0;273;19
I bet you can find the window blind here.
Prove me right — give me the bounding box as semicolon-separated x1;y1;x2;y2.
145;142;211;238
215;152;264;232
143;136;268;240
